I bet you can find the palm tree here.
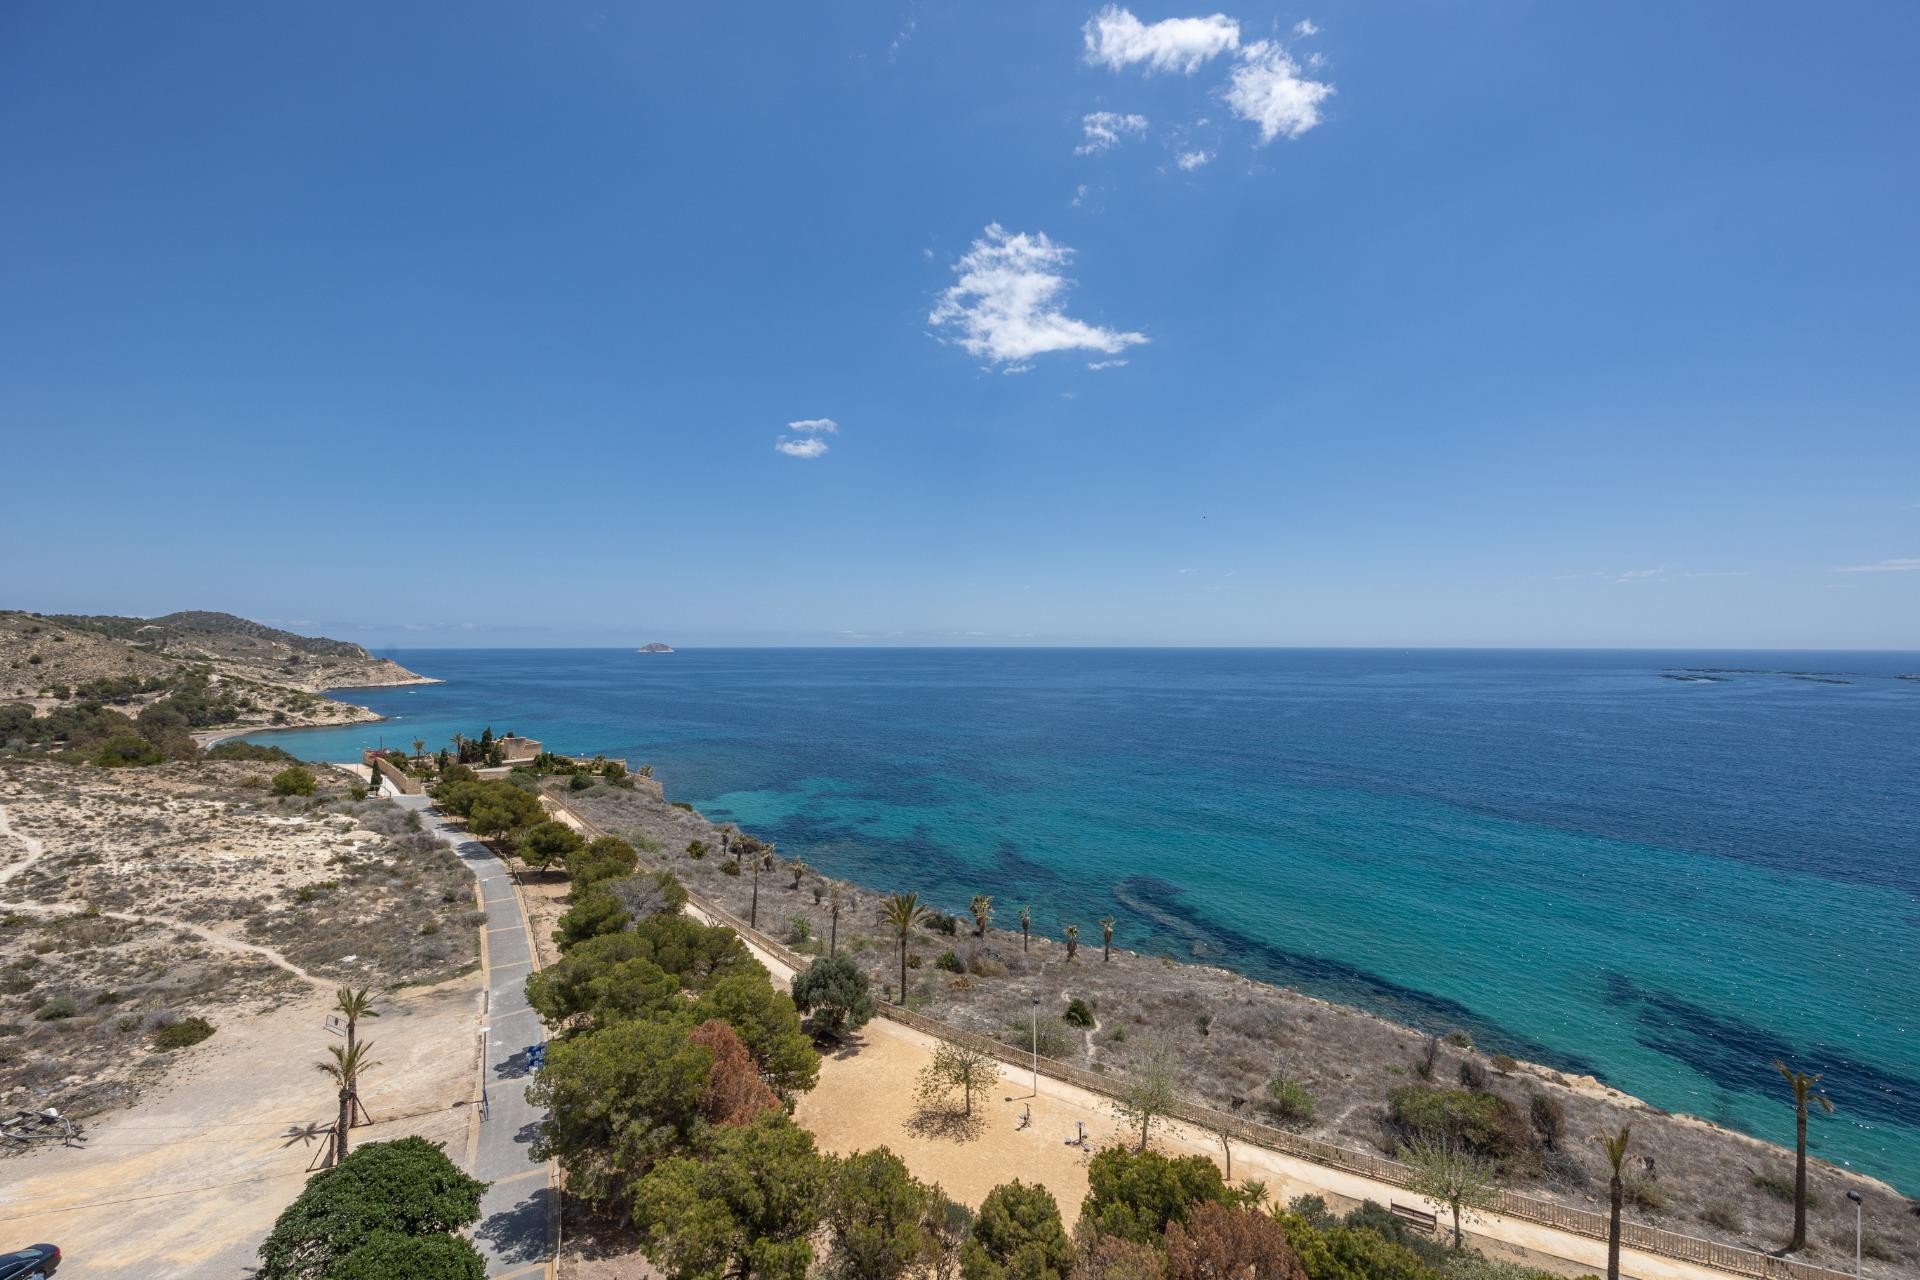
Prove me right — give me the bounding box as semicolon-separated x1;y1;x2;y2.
879;892;927;1005
751;843;776;929
1598;1125;1632;1280
828;886;844;956
1775;1061;1834;1252
1064;924;1079;962
333;985;379;1062
1100;916;1115;962
970;894;993;937
316;1041;379;1166
790;859;810;890
720;824;735;863
411;737;425;761
1019;905;1031;953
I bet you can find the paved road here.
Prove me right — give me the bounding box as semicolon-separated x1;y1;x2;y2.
396;793;554;1280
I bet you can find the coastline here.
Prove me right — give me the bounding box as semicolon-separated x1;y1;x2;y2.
544;771;1917;1259
191;675;440;749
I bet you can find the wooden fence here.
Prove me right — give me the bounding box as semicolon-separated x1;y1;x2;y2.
545;793;1853;1280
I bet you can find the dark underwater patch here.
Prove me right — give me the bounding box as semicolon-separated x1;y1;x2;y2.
1111;875;1599;1074
1605;974;1916;1129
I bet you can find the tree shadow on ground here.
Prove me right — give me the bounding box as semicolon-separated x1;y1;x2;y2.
905;1102;986;1143
475;1189;552;1265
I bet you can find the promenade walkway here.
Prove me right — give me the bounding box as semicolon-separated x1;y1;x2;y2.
395;793;555;1280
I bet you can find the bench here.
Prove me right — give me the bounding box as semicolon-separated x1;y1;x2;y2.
1390;1202;1438;1234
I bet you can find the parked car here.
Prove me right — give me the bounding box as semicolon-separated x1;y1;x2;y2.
0;1245;59;1280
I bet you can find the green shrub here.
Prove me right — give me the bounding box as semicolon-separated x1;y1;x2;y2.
568;773;593;792
1063;997;1095;1027
1265;1076;1315;1124
686;840;708;859
1623;1173;1668;1211
1387;1086;1535;1162
721;859;741;876
934;950;965;973
272;766;318;796
1002;1014;1071;1059
787;916;812;944
155;1016;216;1049
1490;1054;1519;1075
93;733;165;767
34;995;79;1020
208;741;300;764
925;911;959;936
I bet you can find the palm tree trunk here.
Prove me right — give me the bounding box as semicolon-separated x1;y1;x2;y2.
897;937;908;1006
830;912;838;956
1791;1101;1808;1250
1607;1172;1623;1280
335;1089;352;1165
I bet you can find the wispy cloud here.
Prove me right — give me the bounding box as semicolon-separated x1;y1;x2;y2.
1176;148;1214;170
775;436;830;459
1292;18;1319;36
1833;558;1920;573
1083;5;1240;75
929;224;1147;368
1087;358;1129;370
1076;111;1149;156
787;418;838;434
1224;39;1334;143
1615;567;1664;583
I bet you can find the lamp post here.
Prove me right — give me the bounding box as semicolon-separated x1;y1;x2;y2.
1031;996;1041;1097
1846;1191;1862;1279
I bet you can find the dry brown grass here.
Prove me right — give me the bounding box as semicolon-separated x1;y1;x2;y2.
0;758;480;1129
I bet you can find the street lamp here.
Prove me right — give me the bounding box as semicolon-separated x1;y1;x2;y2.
1031;996;1041;1097
1846;1191;1862;1279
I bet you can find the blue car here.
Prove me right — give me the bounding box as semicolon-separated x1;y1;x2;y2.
0;1245;59;1280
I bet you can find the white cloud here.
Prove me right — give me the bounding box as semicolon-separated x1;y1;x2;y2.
929;224;1147;367
1087;358;1129;370
1292;18;1319;36
1176;148;1213;170
1833;558;1920;573
1072;182;1090;207
1615;567;1664;583
775;437;830;459
1083;5;1240;75
1076;111;1149;156
787;418;839;434
1224;39;1333;142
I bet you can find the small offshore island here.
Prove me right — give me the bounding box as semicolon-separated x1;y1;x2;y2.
638;642;675;653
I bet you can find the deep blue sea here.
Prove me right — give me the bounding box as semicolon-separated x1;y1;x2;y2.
243;648;1920;1192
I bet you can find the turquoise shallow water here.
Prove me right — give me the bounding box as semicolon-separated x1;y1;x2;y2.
244;648;1920;1191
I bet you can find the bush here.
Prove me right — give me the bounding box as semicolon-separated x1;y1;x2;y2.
1002;1014;1071;1059
1063;997;1095;1028
568;773;593;791
1265;1076;1315;1124
208;741;301;764
154;1016;216;1050
934;950;965;973
257;1137;487;1280
1490;1054;1519;1075
34;995;79;1021
272;766;318;797
787;916;812;944
332;1231;485;1280
791;952;876;1036
686;840;708;859
1528;1093;1564;1150
1623;1174;1668;1211
962;1181;1073;1280
721;860;741;876
519;820;584;870
1458;1058;1490;1090
1081;1146;1230;1243
1700;1200;1741;1231
93;733;165;768
1388;1086;1535;1163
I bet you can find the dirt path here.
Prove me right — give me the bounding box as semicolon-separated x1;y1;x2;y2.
0;803;330;989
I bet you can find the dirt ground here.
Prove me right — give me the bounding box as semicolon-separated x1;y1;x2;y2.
0;978;478;1279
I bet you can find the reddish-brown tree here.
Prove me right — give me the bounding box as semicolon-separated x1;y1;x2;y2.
1164;1202;1308;1280
687;1018;780;1126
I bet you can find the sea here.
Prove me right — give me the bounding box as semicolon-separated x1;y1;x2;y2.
239;647;1920;1193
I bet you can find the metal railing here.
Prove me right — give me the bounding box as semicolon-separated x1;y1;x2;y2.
544;791;1853;1280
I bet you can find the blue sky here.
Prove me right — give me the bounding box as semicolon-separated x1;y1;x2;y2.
2;2;1916;648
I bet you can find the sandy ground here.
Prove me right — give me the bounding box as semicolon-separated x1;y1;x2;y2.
0;980;479;1279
